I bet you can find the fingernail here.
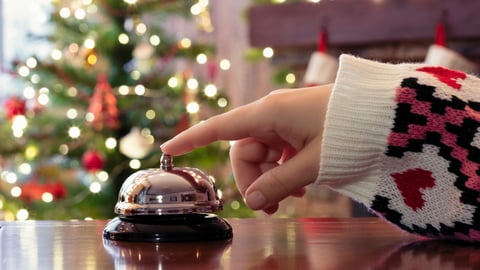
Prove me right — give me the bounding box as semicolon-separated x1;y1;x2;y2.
246;191;267;210
160;141;168;150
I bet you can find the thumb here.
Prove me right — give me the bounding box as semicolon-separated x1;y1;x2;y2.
244;142;320;211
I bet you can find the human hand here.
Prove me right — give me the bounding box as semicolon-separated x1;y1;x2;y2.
161;84;332;214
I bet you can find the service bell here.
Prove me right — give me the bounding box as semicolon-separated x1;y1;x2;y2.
103;154;233;242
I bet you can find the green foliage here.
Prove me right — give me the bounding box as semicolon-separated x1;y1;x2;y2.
251;0;307;4
244;47;265;62
272;66;295;86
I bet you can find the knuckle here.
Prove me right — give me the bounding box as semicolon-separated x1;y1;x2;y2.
228;141;239;159
258;90;289;116
228;139;249;160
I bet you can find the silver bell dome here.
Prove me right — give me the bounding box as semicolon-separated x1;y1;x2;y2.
115;154;222;216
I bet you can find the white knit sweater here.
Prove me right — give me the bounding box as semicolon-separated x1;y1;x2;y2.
318;55;480;241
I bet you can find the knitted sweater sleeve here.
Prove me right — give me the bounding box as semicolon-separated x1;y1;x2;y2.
317;54;480;241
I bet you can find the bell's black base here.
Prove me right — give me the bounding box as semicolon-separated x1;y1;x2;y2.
103;213;233;242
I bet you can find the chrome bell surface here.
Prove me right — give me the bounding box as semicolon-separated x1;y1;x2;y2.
103;154;233;242
115;154;222;216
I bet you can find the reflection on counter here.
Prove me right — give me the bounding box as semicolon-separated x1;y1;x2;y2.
374;240;480;270
103;238;231;269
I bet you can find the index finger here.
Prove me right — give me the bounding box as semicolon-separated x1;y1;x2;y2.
160;102;264;155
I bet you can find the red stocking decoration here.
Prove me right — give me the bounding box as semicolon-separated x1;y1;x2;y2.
303;28;338;86
425;21;477;74
435;21;446;47
317;28;328;53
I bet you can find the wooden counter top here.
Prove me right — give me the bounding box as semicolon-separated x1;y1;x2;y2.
1;217;479;269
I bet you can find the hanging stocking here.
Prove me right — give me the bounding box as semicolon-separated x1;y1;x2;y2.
424;21;477;74
434;21;446;47
303;28;339;86
87;74;120;131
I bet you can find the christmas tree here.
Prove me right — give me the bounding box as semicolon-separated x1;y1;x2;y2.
0;0;252;220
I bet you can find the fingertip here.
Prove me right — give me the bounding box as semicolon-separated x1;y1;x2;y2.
159;141;176;155
262;204;279;215
159;141;168;151
159;137;194;156
243;190;279;214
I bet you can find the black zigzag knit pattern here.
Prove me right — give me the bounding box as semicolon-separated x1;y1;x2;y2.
371;77;480;238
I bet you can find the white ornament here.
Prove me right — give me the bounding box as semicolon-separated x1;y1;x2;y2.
119;127;152;159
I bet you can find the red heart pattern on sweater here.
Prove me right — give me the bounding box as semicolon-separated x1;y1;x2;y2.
417;66;466;90
391;168;436;211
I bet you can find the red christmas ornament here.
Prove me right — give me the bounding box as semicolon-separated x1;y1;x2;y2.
82;150;104;172
19;178;67;202
48;182;68;199
4;96;26;120
87;74;120;130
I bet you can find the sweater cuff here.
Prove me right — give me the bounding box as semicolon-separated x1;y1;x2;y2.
316;55;419;201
